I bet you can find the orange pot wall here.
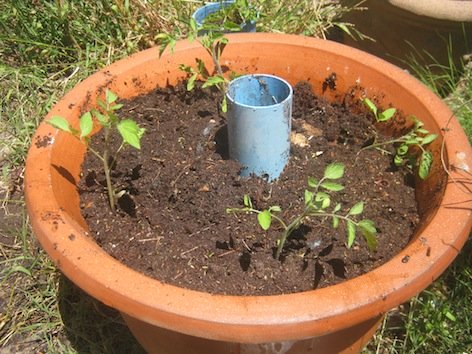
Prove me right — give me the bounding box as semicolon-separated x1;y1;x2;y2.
25;34;472;353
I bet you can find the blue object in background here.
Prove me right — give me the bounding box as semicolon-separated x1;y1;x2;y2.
226;74;293;181
192;1;257;34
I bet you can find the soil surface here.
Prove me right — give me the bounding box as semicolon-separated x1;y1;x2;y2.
79;81;419;296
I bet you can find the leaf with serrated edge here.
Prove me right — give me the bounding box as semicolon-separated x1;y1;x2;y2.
333;216;340;229
92;109;108;126
358;219;377;251
117;119;143;149
396;144;408;156
346;221;356;248
48;116;71;133
202;75;226;88
304;190;314;206
421;134;437;145
187;73;197;91
348;201;364;216
363;98;377;115
333;203;342;213
79;112;93;138
321;181;344;191
379;108;396;122
106;90;118;104
394;155;404;166
258;210;271;230
419;151;433;179
315;192;331;209
324;162;344;179
307;177;318;188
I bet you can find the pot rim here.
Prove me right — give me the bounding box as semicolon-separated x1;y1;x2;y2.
25;33;472;343
388;0;472;22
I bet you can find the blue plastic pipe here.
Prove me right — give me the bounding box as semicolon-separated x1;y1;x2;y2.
226;74;293;181
192;1;257;33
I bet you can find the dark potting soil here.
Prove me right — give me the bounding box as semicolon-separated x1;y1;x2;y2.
79;81;419;296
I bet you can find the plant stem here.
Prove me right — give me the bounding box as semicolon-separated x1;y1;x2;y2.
210;43;224;77
102;127;116;212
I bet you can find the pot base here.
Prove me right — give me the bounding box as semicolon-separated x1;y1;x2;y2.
121;313;382;354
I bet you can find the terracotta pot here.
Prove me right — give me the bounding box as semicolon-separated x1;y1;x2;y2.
341;0;472;70
25;33;472;354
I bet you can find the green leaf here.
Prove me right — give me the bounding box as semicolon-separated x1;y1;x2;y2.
202;75;226;88
97;98;107;111
394;155;404;166
358;219;377;251
196;58;207;77
346;220;356;248
320;181;344;192
221;96;228;113
258;210;272;230
106;90;118;104
179;64;194;74
189;17;198;33
396;144;408;156
111;103;124;111
117;119;144;149
92;109;108;126
307;177;318;188
324;162;344;180
304;190;314;206
223;21;241;31
419;151;433;179
416;128;429;134
333;203;342;213
315;192;331;209
79;112;93;138
48;116;71;133
363;98;377;116
243;194;252;208
378;107;396;122
332;216;340;229
421;133;437;145
187;73;198;91
404;138;419;145
348;201;364;216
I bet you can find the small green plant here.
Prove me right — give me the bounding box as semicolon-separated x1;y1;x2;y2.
362;98;437;179
226;162;377;259
47;90;145;212
363;97;397;122
157;17;232;112
156;1;257;113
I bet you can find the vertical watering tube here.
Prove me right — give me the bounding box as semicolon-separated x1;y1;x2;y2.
226;74;293;181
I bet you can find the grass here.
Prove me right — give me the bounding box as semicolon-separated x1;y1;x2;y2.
0;1;470;353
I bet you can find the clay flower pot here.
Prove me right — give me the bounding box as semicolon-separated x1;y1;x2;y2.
341;0;472;70
25;33;472;354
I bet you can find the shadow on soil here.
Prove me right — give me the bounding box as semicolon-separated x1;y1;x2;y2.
58;276;145;354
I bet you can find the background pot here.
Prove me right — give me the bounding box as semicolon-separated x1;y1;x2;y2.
226;73;292;180
340;0;472;70
192;0;257;34
25;33;472;354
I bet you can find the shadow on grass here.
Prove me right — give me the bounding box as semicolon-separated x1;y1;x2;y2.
58;276;146;354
